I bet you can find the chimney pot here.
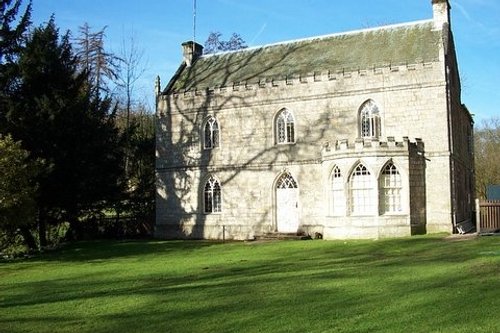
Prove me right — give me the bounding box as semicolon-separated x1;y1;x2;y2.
182;41;203;67
432;0;451;28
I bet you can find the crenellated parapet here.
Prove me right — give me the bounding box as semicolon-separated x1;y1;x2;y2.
159;61;438;112
322;137;424;160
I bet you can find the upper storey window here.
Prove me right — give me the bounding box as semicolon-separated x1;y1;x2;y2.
203;116;219;149
276;108;295;144
359;100;381;139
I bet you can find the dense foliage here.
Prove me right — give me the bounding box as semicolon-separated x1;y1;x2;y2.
0;0;31;123
0;134;39;251
0;0;154;254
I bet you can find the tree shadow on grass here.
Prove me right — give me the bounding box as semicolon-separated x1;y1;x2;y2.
20;239;222;262
1;237;500;333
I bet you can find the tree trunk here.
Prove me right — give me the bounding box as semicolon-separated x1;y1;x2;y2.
65;208;82;241
19;226;37;251
38;211;47;248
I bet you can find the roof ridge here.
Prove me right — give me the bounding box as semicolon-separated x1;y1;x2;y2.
201;19;434;59
171;18;440;92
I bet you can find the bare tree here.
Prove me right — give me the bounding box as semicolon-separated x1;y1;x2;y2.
115;33;147;177
116;33;146;134
74;23;121;97
204;31;247;54
475;117;500;199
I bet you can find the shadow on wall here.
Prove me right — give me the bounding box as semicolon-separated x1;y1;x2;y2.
156;42;358;240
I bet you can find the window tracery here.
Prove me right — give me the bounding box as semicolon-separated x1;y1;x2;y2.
204;116;219;149
380;162;402;213
276;109;295;144
331;166;345;216
204;176;221;213
360;100;380;138
348;163;375;214
276;171;298;189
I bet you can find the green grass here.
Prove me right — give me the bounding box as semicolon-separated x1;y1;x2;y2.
1;235;499;333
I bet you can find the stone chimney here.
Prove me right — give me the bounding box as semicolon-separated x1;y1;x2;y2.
182;41;203;67
432;0;451;28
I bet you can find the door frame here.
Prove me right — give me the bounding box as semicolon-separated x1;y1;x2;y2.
273;170;299;232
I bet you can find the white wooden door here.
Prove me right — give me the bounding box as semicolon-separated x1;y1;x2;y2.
276;172;299;233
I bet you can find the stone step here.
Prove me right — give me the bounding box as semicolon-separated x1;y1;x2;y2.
254;232;311;241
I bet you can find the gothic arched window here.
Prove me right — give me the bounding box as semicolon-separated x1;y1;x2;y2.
331;166;345;216
276;171;298;189
204;116;219;149
379;162;402;213
204;176;221;213
348;163;375;215
275;109;295;144
359;100;381;139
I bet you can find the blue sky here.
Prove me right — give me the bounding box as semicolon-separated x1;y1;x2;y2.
30;0;499;123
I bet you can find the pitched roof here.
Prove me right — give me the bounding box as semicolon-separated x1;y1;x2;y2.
168;20;442;93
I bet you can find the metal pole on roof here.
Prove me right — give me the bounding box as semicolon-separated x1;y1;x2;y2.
193;0;197;52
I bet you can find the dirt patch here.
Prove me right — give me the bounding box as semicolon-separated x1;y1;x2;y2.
445;233;478;241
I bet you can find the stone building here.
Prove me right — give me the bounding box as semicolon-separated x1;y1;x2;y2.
155;0;474;240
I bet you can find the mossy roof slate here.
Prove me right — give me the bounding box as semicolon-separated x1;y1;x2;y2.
169;21;441;92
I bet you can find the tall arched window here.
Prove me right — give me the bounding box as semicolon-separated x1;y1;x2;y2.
380;162;402;213
275;108;295;144
348;163;375;215
204;176;221;213
359;100;380;139
204;116;219;149
331;166;345;216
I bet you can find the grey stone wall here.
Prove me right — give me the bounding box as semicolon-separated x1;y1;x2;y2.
156;57;466;239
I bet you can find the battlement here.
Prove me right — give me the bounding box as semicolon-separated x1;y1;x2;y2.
322;137;424;159
164;61;436;102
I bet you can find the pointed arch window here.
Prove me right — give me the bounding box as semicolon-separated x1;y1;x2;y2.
331;166;345;216
276;109;295;144
359;100;381;139
380;162;402;213
348;163;375;215
204;116;219;149
204;176;221;213
276;171;298;189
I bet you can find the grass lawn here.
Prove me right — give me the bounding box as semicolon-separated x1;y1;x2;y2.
1;235;499;333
